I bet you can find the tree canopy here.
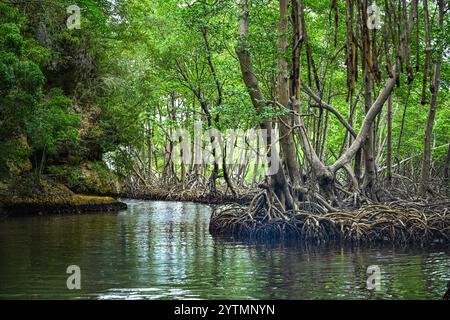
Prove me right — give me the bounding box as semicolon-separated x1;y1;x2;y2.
0;0;448;205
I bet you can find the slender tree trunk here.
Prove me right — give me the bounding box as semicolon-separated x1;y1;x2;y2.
386;94;393;184
444;141;450;193
420;0;432;105
180;136;186;186
346;0;355;99
252;133;260;186
358;0;377;195
201;27;236;196
291;0;302;100
420;0;444;195
277;0;302;190
147;122;153;180
175;62;219;193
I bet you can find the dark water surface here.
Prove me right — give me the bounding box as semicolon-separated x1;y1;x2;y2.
0;199;448;299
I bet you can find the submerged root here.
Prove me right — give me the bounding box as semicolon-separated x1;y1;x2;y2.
210;201;450;245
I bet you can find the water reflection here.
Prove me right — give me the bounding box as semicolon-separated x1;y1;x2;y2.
0;199;448;299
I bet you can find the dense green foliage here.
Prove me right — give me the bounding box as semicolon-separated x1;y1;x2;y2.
0;1;118;194
0;3;77;177
0;0;448;198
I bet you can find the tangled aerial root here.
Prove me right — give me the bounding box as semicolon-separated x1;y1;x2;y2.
209;201;450;245
124;184;256;205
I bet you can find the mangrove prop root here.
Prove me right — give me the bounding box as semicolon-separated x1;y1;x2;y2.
125;183;256;206
210;202;450;244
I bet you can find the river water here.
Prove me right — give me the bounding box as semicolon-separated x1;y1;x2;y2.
0;199;448;299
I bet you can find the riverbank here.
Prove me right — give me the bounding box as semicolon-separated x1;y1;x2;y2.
0;178;127;217
0;197;128;217
3;178;448;246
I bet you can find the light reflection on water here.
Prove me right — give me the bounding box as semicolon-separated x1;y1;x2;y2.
0;199;448;300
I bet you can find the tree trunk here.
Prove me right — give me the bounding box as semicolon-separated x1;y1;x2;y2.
147;122;153;180
277;0;302;191
444;141;450;193
236;0;296;210
420;0;432;105
420;0;444;195
358;0;377;196
386;94;393;184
